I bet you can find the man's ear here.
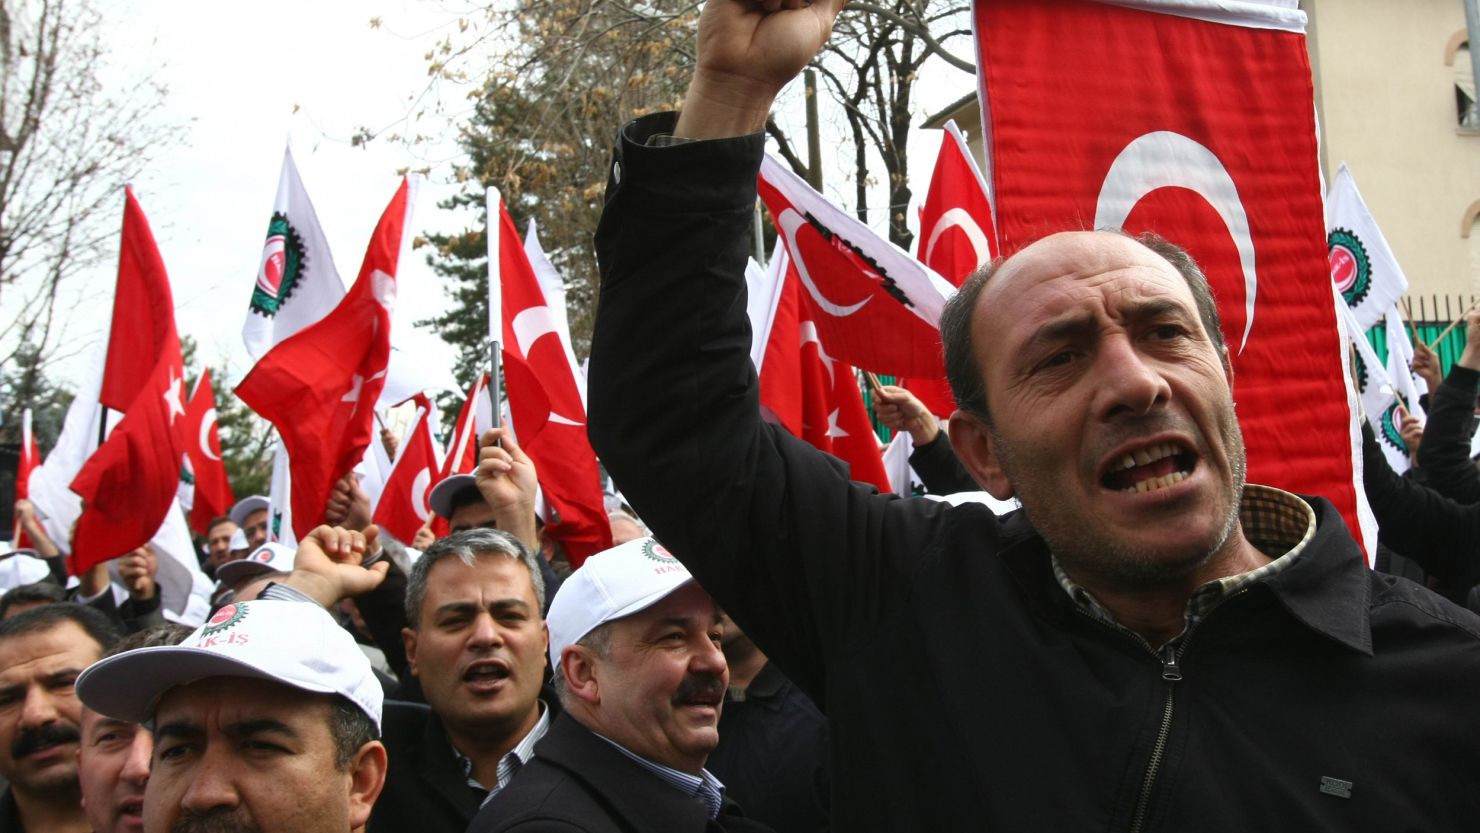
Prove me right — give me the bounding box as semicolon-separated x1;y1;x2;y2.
947;411;1014;500
562;647;601;706
401;627;420;679
1219;344;1235;388
346;740;389;829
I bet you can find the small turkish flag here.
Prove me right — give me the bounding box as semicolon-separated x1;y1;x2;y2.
182;369;235;534
496;202;612;566
70;188;188;572
237;178;413;539
757;156;956;383
760;253;891;492
373;399;442;544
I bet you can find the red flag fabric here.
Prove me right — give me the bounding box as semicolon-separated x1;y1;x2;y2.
182;370;235;534
757;157;956;392
975;0;1365;549
902;119;1002;416
496;202;612;566
236;179;412;539
13;410;40;549
918;120;998;286
373;401;441;544
439;372;491;483
760;261;892;492
70;189;188;571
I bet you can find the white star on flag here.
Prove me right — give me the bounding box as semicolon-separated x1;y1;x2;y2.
825;408;847;439
164;370;187;423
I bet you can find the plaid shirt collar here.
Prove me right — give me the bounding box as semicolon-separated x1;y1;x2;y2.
1052;484;1316;646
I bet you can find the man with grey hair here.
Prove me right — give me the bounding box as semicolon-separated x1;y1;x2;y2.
369;528;553;833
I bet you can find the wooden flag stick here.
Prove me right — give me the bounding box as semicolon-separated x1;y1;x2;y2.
1402;297;1418;347
1426;298;1480;351
863;371;885;397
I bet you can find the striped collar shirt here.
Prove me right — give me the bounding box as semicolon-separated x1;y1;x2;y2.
595;733;727;819
454;702;551;806
1052;484;1317;647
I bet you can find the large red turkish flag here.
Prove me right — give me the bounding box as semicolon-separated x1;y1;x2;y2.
975;0;1367;550
496;202;612;566
70;189;188;571
182;369;235;534
236;178;411;539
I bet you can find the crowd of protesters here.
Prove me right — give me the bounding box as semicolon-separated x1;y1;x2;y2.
4;1;1480;831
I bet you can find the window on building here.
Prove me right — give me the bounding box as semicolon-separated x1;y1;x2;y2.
1457;43;1477;130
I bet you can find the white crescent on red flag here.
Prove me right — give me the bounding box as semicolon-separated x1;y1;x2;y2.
756;156;956;385
182;369;235;535
495;202;612;566
236;178;413;539
70;188;189;572
975;0;1370;554
373;400;442;544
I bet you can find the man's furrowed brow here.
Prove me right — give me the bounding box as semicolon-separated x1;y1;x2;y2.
154;719;203;742
1023;312;1098;352
223;717;300;741
1122;297;1195;325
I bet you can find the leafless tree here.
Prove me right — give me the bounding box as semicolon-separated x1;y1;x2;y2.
0;0;176;372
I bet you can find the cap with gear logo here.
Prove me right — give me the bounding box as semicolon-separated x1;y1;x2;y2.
216;542;296;586
75;599;382;732
547;536;695;668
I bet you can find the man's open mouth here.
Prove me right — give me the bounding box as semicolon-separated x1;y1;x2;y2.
464;660;511;683
1101;442;1197;494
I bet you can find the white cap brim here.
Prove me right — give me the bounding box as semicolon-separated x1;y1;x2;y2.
228;496;270;527
77;646;344;725
427;474;477;520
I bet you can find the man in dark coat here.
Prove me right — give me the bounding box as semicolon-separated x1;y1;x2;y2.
468;538;773;833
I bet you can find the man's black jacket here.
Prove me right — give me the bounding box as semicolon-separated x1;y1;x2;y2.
586;112;1480;833
467;713;774;833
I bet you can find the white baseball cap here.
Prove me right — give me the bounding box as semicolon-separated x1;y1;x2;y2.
229;495;270;527
227;528;249;552
427;474;477;520
76;599;382;732
215;542;296;586
0;552;51;592
547;537;694;668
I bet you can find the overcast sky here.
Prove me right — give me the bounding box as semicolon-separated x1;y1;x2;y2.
40;0;978;398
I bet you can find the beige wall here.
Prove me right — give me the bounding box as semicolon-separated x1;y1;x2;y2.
1306;0;1480;299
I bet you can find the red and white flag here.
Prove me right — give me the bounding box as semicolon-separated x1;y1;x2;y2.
903;119;1000;415
181;370;235;535
757;156;957;418
495;201;612;566
70;189;189;572
758;251;892;492
13;409;40;549
373;397;443;544
236;178;414;539
439;372;493;483
975;0;1370;552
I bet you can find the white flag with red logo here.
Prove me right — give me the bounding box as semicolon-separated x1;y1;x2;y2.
757;250;892;492
181;370;235;535
1326;163;1409;333
495;202;612;565
236;178;414;539
372;398;443;544
976;0;1370;551
243;147;347;360
756;156;956;399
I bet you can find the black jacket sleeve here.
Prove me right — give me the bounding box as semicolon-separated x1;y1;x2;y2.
355;558;411;682
1363;421;1480;589
1415;365;1480;505
907;433;979;495
587;114;967;701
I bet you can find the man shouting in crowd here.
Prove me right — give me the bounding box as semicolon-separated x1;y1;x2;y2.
586;0;1480;830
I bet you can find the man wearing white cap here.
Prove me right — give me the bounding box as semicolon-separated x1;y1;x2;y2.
468;538;771;833
213;543;295;602
75;552;388;833
227;496;270;552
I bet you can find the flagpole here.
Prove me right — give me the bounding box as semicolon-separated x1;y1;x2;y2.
485;187;504;439
1426;298;1480;351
